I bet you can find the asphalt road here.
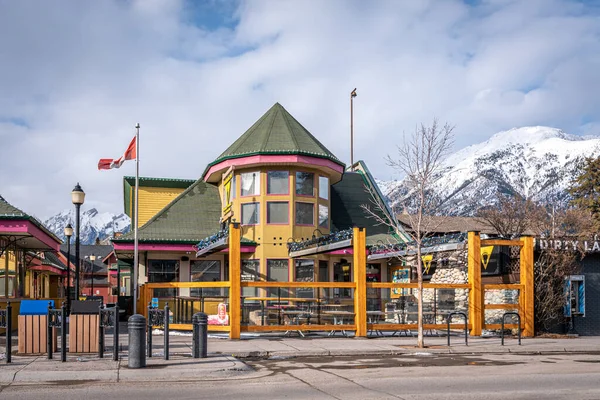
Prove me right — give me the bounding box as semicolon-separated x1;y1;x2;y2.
2;353;599;399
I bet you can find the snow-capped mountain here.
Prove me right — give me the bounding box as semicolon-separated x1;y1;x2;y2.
379;126;600;215
44;208;130;244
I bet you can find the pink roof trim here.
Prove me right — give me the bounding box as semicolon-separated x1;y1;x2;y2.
204;154;344;181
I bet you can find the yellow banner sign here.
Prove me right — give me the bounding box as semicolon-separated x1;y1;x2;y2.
422;254;433;274
481;246;494;270
222;167;234;220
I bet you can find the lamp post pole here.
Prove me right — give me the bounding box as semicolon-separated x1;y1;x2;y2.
90;254;96;296
350;88;357;171
64;224;73;313
71;183;85;299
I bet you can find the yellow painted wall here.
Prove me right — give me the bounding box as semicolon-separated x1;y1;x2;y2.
128;186;187;227
219;165;333;281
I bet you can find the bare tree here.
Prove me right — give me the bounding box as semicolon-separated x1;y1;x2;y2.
363;120;454;348
476;194;546;238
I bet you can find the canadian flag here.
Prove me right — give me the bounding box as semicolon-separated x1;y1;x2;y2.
98;136;137;170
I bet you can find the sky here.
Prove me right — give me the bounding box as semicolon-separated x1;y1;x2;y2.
1;0;600;220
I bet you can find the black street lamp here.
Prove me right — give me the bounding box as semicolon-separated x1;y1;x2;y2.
64;223;73;312
71;183;85;299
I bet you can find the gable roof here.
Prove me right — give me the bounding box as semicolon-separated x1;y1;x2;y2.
203;103;344;177
0;194;62;246
396;215;499;235
331;168;407;245
113;178;222;244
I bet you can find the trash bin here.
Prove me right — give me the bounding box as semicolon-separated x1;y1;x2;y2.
69;299;101;353
17;300;57;354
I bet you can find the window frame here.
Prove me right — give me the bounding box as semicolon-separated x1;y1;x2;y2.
241;202;260;225
318;175;329;200
267;201;289;225
267;170;289;195
295;201;315;226
240;171;261;197
295;171;315;197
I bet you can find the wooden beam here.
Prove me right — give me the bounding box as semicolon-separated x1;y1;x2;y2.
229;222;241;339
481;239;523;247
353;227;367;338
468;231;483;336
520;236;534;337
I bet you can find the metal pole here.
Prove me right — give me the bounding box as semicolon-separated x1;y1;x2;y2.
128;314;146;368
99;305;105;358
66;238;71;313
61;303;66;362
164;303;169;361
113;305;119;361
47;302;53;360
6;301;12;363
91;259;94;296
350;89;353;170
75;203;81;299
133;123;140;314
147;302;152;358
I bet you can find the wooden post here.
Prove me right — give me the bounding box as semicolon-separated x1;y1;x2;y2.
520;236;534;337
353;227;367;338
229;222;241;339
468;231;483;336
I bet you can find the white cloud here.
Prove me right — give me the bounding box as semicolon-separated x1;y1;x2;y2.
1;0;599;218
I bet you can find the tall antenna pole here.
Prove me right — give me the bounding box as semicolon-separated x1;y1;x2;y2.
133;123;140;314
350;88;357;171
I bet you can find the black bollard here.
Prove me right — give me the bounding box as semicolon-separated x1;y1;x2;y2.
164;303;170;361
128;314;146;368
113;305;120;362
61;303;67;362
147;302;153;358
192;312;208;358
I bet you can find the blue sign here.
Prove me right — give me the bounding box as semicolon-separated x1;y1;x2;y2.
151;297;158;309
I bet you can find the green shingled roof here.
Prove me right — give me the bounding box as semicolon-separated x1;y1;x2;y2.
0;194;27;218
113;179;222;244
0;195;62;244
204;103;344;175
330;169;408;246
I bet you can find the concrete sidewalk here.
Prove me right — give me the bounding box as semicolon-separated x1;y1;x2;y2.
1;333;599;386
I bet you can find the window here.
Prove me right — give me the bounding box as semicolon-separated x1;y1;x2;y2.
295;259;315;298
267;171;288;194
267;259;289;297
295;172;314;196
242;202;260;225
267;202;289;224
231;175;236;199
319;176;329;200
295;202;314;225
241;172;260;196
242;260;260;298
190;260;221;297
318;204;329;229
148;260;179;298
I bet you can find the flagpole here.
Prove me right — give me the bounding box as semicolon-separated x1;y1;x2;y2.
133;123;140;314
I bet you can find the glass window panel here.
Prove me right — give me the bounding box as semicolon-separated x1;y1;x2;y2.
267;171;288;194
267;202;289;224
242;203;260;225
241;172;260;196
242;260;260;298
295;259;314;298
295;172;314;196
148;260;179;298
190;260;221;297
295;202;314;225
319;176;329;200
318;204;329;229
267;259;289;297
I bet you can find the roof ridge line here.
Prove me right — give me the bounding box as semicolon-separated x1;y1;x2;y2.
281;106;300;150
262;104;278;150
